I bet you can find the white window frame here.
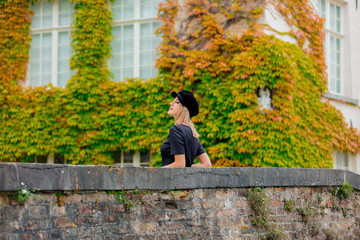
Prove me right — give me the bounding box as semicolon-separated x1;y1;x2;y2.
27;0;74;87
109;0;162;81
319;0;345;95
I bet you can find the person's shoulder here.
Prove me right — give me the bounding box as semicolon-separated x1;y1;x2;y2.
170;124;189;134
170;125;183;133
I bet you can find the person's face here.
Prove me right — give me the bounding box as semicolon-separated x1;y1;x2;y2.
168;97;182;117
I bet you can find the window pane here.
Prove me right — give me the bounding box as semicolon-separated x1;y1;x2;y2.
30;62;40;74
112;69;121;81
30;48;40;60
329;77;335;92
54;154;66;164
58;60;70;72
112;7;122;21
112;0;134;21
113;26;122;39
112;151;121;164
29;75;40;86
336;65;340;78
32;3;41;14
336;79;340;93
111;41;122;54
153;37;162;48
123;152;133;163
141;38;151;51
59;46;70;58
140;52;152;65
123;68;133;79
152;51;158;60
42;47;52;59
123;40;133;53
336;5;341;33
141;23;151;37
140;67;151;79
320;0;326;17
59;13;69;26
31;34;41;47
330;64;335;76
58;73;69;87
59;32;70;44
42;14;52;28
42;74;52;85
336;38;340;51
153;67;159;76
153;21;161;32
141;3;152;18
336;5;340;18
330;3;335;16
43;33;52;46
59;0;69;12
123;54;133;67
124;25;133;38
111;55;121;66
43;1;52;13
123;6;134;19
32;16;41;29
42;61;52;73
140;152;150;166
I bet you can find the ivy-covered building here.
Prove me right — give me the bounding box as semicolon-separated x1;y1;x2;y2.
1;0;359;173
262;0;360;173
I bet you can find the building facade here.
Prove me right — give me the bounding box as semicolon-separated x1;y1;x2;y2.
23;0;360;172
263;0;360;173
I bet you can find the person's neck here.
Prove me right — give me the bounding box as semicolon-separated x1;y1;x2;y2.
174;117;184;126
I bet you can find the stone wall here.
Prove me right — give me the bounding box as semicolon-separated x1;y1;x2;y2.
0;163;360;239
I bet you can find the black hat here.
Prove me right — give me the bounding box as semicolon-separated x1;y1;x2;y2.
171;90;199;117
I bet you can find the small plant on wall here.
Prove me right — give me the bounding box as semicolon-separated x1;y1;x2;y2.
247;187;288;239
13;182;39;205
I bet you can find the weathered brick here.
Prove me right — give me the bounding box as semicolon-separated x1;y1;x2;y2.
21;233;32;240
53;217;71;228
79;204;96;215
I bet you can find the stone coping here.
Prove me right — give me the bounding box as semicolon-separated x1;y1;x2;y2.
0;163;359;191
322;93;359;105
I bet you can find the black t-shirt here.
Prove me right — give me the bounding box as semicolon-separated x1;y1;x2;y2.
161;124;206;167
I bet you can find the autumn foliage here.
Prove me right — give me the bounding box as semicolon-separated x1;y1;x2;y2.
155;0;360;167
0;0;359;167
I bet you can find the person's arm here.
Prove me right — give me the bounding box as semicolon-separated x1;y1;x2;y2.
192;153;212;167
162;154;186;168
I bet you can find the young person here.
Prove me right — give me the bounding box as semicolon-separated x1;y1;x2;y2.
161;90;212;168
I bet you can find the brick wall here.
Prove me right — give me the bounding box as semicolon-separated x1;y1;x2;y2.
0;164;360;239
1;187;359;239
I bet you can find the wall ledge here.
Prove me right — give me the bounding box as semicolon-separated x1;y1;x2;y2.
322;93;359;105
0;163;359;191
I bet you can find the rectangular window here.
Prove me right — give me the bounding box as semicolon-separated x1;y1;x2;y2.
319;0;344;94
110;25;134;81
29;33;52;86
140;22;161;79
29;0;75;87
112;150;150;166
110;0;162;81
58;31;73;87
112;0;134;21
140;0;162;19
335;152;349;170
